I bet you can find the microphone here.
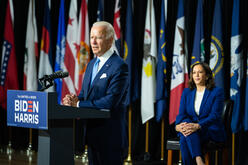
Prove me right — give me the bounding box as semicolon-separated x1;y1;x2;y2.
46;70;69;80
38;71;69;91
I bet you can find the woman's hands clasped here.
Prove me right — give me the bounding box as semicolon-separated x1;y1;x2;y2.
175;122;201;137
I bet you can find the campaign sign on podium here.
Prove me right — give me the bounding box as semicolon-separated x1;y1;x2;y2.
7;90;48;130
7;90;110;165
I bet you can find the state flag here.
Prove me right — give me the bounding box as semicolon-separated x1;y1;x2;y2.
113;0;121;56
0;0;19;110
230;0;243;133
141;0;157;124
38;0;54;92
191;0;205;66
61;0;79;98
209;0;224;89
169;0;189;124
54;0;66;103
24;0;38;91
124;0;139;105
156;0;168;122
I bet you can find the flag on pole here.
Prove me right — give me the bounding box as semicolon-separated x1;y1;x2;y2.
24;0;38;91
124;0;139;105
169;0;188;124
61;0;78;98
209;0;224;88
38;0;54;92
156;0;168;122
0;0;18;110
191;0;205;66
230;0;243;133
97;0;104;21
76;0;90;93
113;0;121;55
244;53;248;131
141;0;157;124
54;0;66;103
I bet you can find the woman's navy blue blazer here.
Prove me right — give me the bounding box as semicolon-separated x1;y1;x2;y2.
175;87;226;142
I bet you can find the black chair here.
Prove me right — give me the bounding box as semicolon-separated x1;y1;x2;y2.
166;99;234;165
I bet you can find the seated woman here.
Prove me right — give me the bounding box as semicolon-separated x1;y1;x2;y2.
175;62;226;165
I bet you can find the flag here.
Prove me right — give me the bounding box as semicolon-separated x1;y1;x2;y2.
169;0;189;124
97;0;104;21
230;0;243;133
24;0;38;91
113;0;121;56
38;0;54;92
141;0;157;124
209;0;224;88
156;0;168;122
61;0;79;99
124;0;139;105
76;0;90;92
54;0;66;103
244;53;248;131
191;0;205;66
0;0;19;110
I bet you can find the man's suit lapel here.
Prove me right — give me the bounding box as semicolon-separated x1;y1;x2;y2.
84;59;95;97
86;54;116;98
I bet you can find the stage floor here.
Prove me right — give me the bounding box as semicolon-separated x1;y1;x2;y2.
0;147;166;165
0;147;90;165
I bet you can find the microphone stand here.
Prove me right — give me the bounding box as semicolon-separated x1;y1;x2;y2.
28;76;53;157
28;75;54;157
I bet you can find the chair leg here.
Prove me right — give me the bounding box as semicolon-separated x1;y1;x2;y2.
167;150;173;165
179;151;182;165
205;152;210;165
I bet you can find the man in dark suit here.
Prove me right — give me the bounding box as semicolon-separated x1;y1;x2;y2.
63;21;128;165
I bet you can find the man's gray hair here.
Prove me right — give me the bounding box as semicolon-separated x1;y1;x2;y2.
92;21;115;40
92;21;119;55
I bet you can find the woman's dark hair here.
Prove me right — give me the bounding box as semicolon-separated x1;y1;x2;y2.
188;62;215;90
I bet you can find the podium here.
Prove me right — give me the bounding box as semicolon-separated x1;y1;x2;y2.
7;90;110;165
37;92;110;165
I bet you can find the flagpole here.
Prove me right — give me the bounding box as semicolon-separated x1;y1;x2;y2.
146;121;149;153
81;121;88;163
7;127;12;155
124;105;132;164
232;133;235;165
144;121;150;161
27;128;33;156
81;145;88;163
73;119;76;158
160;117;165;160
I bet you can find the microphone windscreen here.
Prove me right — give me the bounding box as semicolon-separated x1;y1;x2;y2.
61;71;69;78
